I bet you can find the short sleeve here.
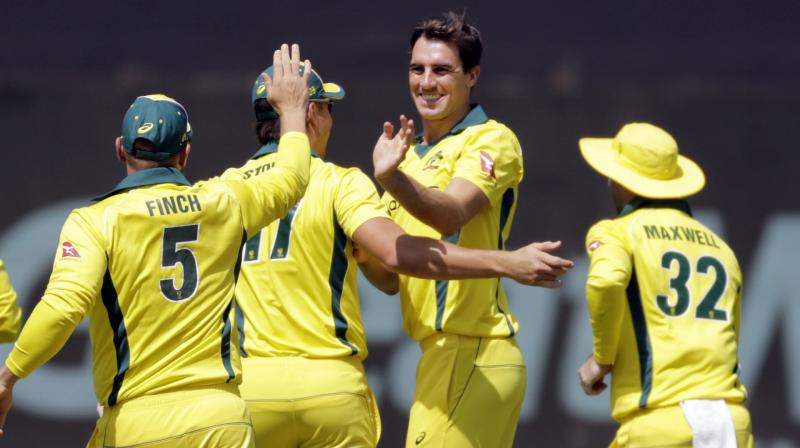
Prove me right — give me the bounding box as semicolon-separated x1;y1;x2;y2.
334;168;391;238
453;125;523;206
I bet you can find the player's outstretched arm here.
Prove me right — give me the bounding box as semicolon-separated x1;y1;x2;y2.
373;117;488;236
232;43;313;237
353;217;573;287
353;242;399;295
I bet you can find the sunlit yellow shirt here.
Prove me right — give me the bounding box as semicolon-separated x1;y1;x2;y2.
223;143;389;360
0;259;21;342
585;198;747;421
383;105;524;341
6;133;310;406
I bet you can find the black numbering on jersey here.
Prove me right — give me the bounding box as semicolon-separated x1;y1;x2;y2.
657;251;728;321
160;224;200;302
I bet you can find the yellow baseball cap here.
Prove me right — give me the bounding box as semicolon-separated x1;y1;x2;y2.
579;122;705;199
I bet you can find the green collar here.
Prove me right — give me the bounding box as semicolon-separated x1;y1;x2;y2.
618;197;693;218
92;167;191;201
251;141;321;160
415;104;489;158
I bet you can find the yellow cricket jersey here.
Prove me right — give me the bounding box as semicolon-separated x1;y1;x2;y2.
0;259;21;342
383;105;524;341
6;132;310;406
585;197;747;421
222;143;389;360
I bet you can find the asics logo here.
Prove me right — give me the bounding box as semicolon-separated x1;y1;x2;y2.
137;123;154;134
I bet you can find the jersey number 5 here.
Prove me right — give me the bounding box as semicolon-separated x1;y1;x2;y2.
160;224;200;302
657;251;728;321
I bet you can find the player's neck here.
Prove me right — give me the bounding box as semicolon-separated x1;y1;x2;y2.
421;105;471;145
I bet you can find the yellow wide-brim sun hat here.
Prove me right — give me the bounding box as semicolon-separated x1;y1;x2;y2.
579;122;706;199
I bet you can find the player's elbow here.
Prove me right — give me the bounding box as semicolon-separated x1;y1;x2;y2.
375;278;400;296
428;212;466;238
375;250;402;273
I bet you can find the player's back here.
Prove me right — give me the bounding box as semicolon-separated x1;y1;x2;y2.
84;177;248;405
225;150;381;360
604;198;747;420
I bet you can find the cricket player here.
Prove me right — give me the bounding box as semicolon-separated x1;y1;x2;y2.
0;259;21;342
577;122;754;447
372;12;545;447
225;64;572;447
0;44;313;447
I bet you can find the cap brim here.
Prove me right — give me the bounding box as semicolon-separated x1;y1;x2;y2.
320;82;345;101
579;138;705;199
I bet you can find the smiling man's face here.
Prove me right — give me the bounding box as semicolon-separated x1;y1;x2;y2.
408;37;478;125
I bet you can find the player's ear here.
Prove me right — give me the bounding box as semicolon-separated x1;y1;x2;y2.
115;137;126;162
306;103;320;135
466;65;480;88
178;143;191;169
306;102;317;123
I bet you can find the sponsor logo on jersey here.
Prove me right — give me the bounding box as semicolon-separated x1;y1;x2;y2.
61;242;81;258
588;240;602;252
422;151;444;171
137;123;154;134
480;150;495;178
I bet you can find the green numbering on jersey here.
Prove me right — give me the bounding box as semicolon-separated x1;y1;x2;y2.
160;224;200;302
270;203;300;259
243;230;261;262
656;251;728;321
242;202;300;262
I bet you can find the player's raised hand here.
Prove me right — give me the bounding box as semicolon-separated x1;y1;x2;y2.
263;43;311;130
373;115;415;182
505;240;574;288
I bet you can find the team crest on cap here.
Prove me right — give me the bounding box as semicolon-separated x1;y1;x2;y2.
588;240;602;252
480;150;495;178
62;242;81;258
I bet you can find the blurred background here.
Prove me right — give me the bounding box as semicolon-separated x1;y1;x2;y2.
0;0;798;446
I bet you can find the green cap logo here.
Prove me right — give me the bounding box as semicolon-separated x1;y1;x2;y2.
251;64;346;120
121;94;192;161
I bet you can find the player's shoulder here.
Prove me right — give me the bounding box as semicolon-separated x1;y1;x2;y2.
316;160;368;185
468;118;517;140
586;218;624;239
463;119;522;157
218;154;276;181
586;218;630;250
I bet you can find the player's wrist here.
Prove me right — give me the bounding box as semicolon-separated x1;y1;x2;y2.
375;168;403;189
0;366;19;387
279;109;307;136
